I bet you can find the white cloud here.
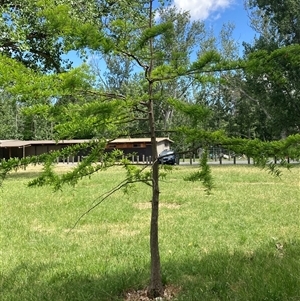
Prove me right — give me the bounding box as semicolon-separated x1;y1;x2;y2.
173;0;234;20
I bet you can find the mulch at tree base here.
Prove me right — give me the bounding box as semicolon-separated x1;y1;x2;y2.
124;285;181;301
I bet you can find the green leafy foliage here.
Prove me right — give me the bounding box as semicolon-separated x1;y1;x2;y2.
242;1;300;139
0;140;124;189
190;50;221;71
136;22;173;50
168;98;211;127
53;98;131;139
184;148;214;194
0;0;71;72
247;0;300;44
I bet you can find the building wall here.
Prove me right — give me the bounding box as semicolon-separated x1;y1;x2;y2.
104;140;171;162
0;147;22;160
26;145;62;157
157;140;170;154
0;148;6;160
0;139;172;161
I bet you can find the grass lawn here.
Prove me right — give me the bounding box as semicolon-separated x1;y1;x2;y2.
1;164;300;301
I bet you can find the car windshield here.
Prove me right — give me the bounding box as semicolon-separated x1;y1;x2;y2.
160;150;174;156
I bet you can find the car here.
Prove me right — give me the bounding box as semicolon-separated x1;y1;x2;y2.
158;149;176;165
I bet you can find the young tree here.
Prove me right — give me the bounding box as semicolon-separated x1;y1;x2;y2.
1;1;300;300
0;1;224;297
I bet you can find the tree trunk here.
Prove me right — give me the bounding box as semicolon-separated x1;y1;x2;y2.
148;158;163;298
147;1;163;297
147;82;163;298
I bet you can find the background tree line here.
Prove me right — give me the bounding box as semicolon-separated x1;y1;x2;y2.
1;0;299;144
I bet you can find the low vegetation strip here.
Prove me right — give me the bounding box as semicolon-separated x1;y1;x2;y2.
1;165;299;301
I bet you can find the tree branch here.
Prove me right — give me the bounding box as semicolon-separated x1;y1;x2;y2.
118;49;149;71
68;177;152;233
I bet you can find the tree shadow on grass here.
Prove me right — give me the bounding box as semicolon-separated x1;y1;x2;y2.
1;261;149;301
1;240;300;301
163;239;300;301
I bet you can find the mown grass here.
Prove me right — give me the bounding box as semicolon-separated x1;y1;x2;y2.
1;164;300;301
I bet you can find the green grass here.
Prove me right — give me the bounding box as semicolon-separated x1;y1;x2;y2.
1;164;300;301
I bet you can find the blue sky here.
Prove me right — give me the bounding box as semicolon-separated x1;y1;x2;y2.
65;0;256;67
183;0;256;45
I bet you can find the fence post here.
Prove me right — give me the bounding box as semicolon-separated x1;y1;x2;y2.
214;149;217;161
248;157;251;164
233;156;236;165
137;155;139;164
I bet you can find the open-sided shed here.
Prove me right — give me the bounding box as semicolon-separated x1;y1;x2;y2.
0;137;173;161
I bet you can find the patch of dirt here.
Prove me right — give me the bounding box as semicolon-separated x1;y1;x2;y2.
124;285;181;301
65;223;141;237
235;182;278;185
134;203;181;210
32;225;57;233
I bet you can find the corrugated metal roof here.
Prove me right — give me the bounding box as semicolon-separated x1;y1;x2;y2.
28;139;90;145
0;140;32;148
0;138;172;148
0;139;90;148
110;137;173;143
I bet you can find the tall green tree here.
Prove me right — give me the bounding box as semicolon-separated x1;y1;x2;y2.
231;0;300;139
0;93;24;139
246;0;300;45
0;0;97;139
0;0;71;72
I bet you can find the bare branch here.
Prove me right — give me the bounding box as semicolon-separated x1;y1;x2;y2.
238;87;272;119
118;49;149;71
76;89;126;100
68;176;152;233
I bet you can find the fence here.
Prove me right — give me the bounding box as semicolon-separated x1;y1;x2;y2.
1;154;296;166
55;155;154;165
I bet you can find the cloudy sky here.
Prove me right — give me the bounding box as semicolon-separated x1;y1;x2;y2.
172;0;255;45
173;0;236;21
66;0;256;67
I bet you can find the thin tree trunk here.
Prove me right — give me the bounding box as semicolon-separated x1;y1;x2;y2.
147;1;163;297
147;83;163;299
